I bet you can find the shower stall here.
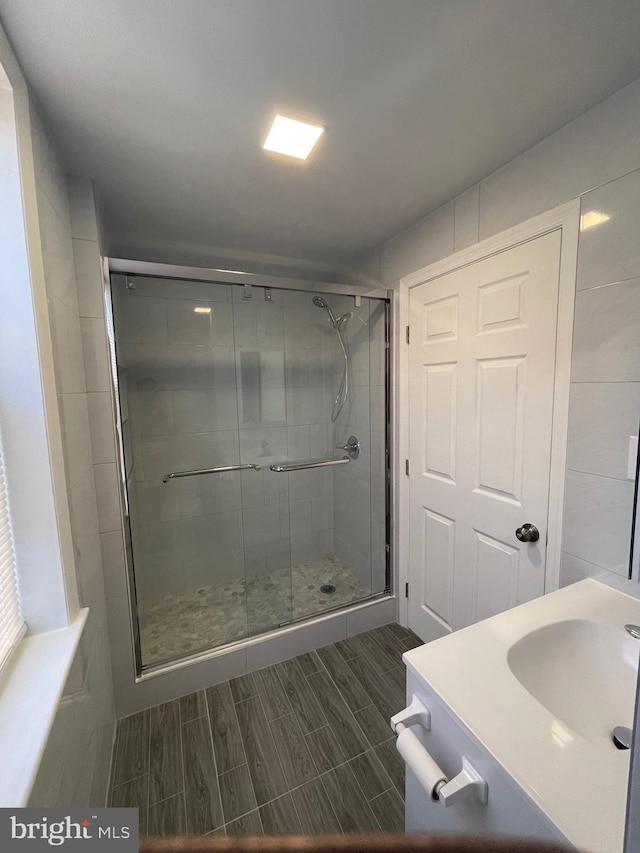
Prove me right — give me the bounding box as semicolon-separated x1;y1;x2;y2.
108;270;390;672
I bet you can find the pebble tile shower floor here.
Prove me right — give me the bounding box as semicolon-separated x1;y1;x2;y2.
140;556;371;666
109;623;421;836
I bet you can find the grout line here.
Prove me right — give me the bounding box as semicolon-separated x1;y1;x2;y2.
237;691;289;810
178;700;186;821
144;710;151;831
349;757;395;804
111;770;148;790
264;706;294;724
560;549;619;572
148;791;186;808
566;466;633;483
211;739;397;832
179;713;207;725
148;787;186;808
306;644;389;763
205;687;252;793
269;701;323;788
313;768;344;834
107;728;120;804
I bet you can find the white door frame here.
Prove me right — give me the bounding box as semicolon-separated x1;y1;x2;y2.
395;200;580;627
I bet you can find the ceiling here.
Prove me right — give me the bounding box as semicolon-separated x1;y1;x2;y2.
2;0;640;277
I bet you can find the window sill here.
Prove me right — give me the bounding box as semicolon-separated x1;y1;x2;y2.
0;608;88;806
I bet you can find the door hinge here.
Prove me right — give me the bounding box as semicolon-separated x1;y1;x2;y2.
405;582;409;598
406;325;410;344
405;458;409;476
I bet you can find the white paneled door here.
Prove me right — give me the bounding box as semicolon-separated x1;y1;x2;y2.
408;230;562;640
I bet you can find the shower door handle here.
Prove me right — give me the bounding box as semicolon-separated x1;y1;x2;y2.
162;463;261;483
270;456;350;472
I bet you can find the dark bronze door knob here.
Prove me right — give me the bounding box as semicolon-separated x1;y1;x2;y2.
516;523;540;543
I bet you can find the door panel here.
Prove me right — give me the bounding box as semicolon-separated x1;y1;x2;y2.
421;507;455;629
408;230;562;639
475;356;525;503
477;272;528;334
471;530;519;622
423;294;459;342
423;363;457;484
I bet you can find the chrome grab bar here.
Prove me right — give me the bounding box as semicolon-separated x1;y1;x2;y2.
270;456;349;473
162;463;261;483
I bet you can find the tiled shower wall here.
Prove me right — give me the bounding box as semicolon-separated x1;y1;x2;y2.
561;170;640;583
112;278;341;610
332;297;387;593
355;76;640;589
279;289;334;569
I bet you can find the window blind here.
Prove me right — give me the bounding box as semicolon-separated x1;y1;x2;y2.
0;438;25;671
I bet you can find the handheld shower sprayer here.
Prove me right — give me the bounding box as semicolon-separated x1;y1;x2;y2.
312;296;351;329
312;296;351;421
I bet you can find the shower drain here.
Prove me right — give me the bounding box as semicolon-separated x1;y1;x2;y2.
320;584;336;594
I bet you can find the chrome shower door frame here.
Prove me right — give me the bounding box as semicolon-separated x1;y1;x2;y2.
102;260;145;678
104;258;392;678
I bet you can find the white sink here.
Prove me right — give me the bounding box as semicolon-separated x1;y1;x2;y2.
507;618;638;743
403;576;640;853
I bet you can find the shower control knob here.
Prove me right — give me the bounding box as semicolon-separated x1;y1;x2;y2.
516;523;539;543
336;435;360;460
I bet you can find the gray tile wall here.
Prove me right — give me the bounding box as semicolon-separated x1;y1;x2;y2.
26;113;116;807
332;298;387;593
111;280;339;612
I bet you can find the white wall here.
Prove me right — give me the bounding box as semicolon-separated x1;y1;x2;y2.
0;13;116;807
358;77;640;286
358;76;640;590
24;125;116;805
561;170;640;584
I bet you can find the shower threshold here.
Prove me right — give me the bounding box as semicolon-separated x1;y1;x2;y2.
140;555;372;668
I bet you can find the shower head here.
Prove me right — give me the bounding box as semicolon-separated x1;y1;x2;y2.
312;295;339;328
312;295;351;421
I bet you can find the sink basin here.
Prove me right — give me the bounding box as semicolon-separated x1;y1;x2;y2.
404;577;640;853
507;618;639;743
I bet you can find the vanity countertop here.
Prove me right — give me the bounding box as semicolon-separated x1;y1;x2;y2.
403;576;640;853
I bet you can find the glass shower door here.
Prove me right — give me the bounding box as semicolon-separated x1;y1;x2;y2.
110;273;389;671
233;285;293;638
112;274;293;667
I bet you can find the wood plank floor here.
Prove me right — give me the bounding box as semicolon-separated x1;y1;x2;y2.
109;623;421;837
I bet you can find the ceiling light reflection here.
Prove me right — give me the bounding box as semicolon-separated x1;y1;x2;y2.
580;210;611;231
550;720;574;748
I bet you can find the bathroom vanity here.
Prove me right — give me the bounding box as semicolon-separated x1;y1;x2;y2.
393;576;640;852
